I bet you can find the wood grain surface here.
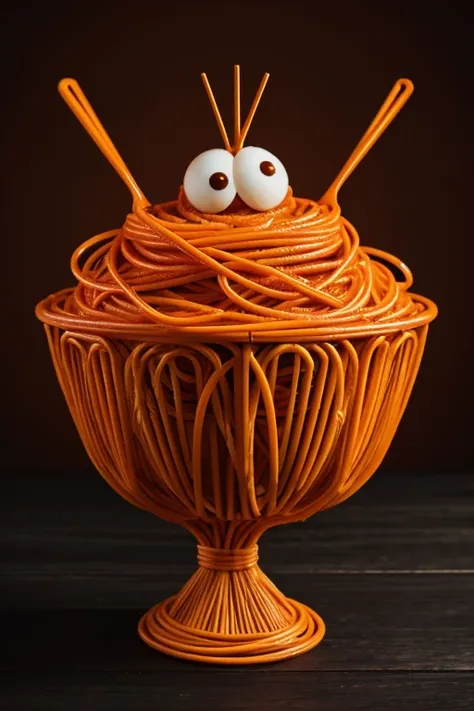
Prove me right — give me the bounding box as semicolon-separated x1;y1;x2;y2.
2;472;473;709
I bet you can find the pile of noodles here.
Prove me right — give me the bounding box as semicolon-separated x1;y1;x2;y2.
36;188;437;343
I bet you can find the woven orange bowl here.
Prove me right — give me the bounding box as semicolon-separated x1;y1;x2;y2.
36;67;437;664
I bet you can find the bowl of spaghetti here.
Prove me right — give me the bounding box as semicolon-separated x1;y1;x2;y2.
36;67;437;664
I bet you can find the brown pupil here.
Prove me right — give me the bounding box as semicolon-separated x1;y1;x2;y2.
209;172;229;190
260;160;276;176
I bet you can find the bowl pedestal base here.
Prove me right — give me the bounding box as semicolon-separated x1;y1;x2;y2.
138;545;325;664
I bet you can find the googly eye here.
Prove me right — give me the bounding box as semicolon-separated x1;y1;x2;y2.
183;149;236;213
233;146;289;211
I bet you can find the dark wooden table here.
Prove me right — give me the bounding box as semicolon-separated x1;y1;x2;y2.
2;471;473;709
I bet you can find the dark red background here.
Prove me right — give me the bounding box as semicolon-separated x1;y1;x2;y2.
2;0;472;473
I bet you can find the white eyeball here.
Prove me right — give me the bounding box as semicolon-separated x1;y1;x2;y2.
183;149;236;213
233;146;289;211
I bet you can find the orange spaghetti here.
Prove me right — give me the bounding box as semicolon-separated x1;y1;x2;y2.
36;73;436;342
35;67;437;665
37;187;436;342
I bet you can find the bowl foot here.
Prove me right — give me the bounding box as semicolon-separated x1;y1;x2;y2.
138;596;324;664
138;547;325;664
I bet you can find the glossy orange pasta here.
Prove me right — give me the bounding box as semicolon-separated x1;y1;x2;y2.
36;67;437;664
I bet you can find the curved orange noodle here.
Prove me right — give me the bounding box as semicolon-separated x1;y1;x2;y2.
36;70;437;664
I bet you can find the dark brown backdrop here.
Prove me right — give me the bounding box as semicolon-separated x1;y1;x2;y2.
2;0;473;474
